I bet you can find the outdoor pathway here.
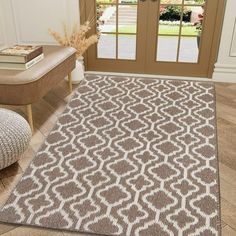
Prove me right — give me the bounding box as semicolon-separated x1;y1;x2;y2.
106;5;137;25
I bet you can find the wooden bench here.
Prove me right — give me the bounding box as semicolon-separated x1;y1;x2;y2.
0;45;77;132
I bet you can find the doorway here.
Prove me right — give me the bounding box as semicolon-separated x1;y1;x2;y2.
82;0;225;77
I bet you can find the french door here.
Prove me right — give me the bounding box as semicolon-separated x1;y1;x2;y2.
82;0;224;77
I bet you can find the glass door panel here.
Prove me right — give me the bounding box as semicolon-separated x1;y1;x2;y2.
85;0;147;73
156;0;205;63
97;34;116;58
96;0;138;60
146;0;219;77
118;35;137;59
157;36;178;62
178;37;199;62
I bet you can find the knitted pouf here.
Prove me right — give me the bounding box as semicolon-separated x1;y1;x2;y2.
0;109;32;170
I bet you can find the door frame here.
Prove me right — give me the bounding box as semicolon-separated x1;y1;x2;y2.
207;0;226;78
80;0;226;78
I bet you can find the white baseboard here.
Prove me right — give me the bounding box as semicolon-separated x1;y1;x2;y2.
212;72;236;82
212;63;236;83
86;71;236;83
86;71;211;82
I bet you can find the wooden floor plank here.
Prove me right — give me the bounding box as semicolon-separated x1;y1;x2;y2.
63;231;93;236
0;224;18;236
220;178;236;208
43;91;67;115
221;198;236;231
18;146;35;172
29;129;46;153
221;221;227;228
219;163;236;188
0;174;22;207
222;225;236;236
0;226;64;236
217;103;236;125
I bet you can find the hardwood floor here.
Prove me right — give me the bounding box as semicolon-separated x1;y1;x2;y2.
0;79;235;236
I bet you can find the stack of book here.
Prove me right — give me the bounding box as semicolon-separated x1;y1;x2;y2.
0;45;44;70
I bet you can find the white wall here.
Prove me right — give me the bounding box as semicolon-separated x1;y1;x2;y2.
0;0;8;49
213;0;236;82
0;0;80;48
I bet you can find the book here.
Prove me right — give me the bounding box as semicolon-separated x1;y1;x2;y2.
0;45;43;63
0;53;44;70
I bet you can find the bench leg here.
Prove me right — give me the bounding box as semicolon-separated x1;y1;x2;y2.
68;72;72;93
26;104;34;133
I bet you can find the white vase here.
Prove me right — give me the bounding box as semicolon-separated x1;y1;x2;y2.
66;57;85;84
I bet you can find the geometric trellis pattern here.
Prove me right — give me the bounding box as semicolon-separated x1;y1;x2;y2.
0;75;220;236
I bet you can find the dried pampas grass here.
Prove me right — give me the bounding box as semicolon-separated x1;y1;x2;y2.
49;20;99;58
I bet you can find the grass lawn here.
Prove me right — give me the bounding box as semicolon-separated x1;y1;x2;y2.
160;25;197;35
115;25;197;36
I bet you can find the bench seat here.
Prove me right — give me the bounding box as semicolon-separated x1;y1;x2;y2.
0;45;77;131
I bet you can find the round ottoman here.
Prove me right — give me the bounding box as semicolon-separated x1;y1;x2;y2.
0;108;32;170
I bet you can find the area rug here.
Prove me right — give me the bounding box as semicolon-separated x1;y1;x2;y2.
0;75;220;236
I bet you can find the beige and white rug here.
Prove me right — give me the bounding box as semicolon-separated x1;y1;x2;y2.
0;75;220;235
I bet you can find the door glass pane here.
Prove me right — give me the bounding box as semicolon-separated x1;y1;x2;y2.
157;0;205;63
157;3;183;62
96;0;138;60
181;6;204;36
97;3;117;59
97;0;138;3
159;22;180;35
118;35;136;59
97;0;117;3
160;0;182;4
157;36;178;62
178;37;199;62
159;5;182;35
178;1;204;62
159;5;183;24
97;34;116;59
118;5;137;33
119;0;138;4
184;0;205;4
97;4;116;33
